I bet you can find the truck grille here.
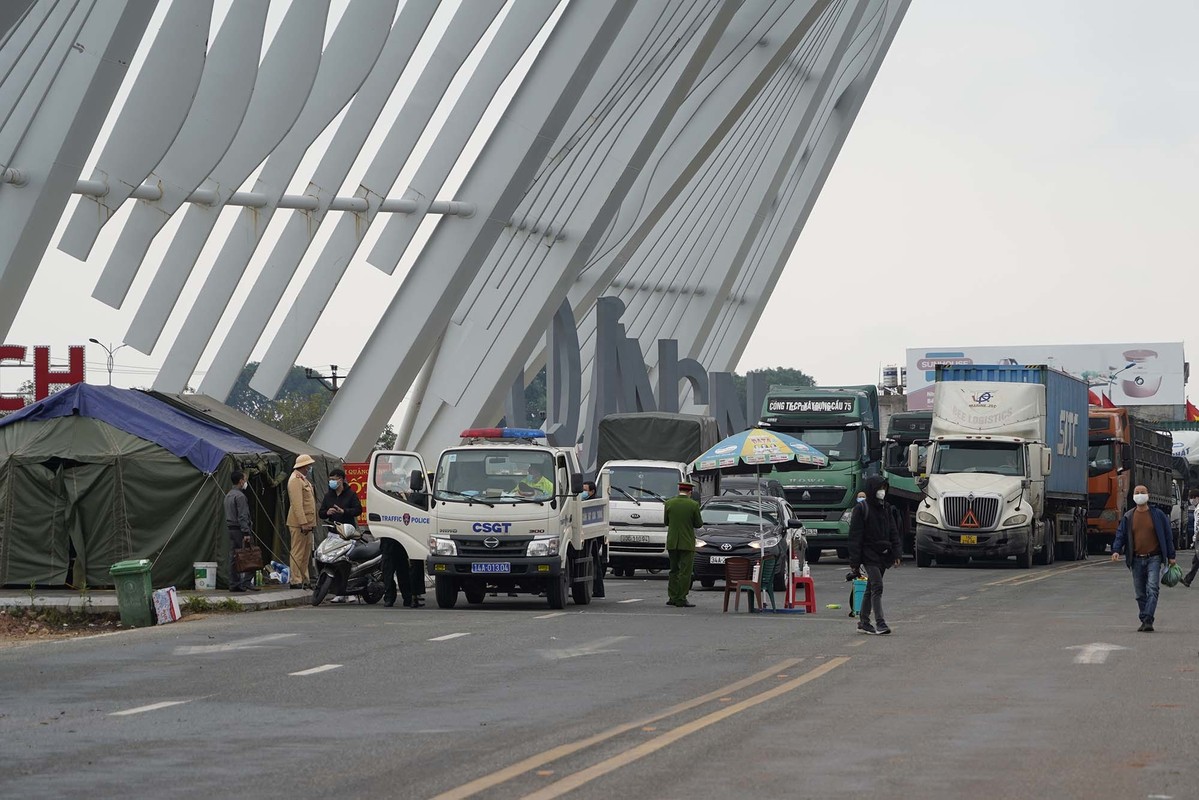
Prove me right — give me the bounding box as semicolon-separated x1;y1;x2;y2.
1087;493;1110;516
941;495;1000;530
784;487;847;506
456;537;531;558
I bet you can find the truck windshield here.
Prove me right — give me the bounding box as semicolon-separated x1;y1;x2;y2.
435;449;556;503
932;442;1024;476
775;428;859;462
701;502;779;527
1087;443;1115;478
607;466;679;502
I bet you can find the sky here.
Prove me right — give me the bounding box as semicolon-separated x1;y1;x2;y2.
743;0;1199;398
7;0;1199;411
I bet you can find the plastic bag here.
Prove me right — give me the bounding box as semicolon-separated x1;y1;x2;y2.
1162;562;1183;588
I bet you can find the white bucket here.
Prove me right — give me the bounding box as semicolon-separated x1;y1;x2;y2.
193;561;217;591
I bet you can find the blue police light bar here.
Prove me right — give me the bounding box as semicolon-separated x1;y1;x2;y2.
460;427;547;439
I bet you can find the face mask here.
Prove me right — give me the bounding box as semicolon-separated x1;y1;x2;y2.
855;495;866;503
1133;493;1149;506
329;480;339;490
875;490;887;501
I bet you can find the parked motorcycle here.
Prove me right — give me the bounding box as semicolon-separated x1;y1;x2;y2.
312;523;385;606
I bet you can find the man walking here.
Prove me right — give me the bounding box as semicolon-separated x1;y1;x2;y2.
664;480;703;608
287;454;318;589
224;470;258;592
848;475;902;634
1182;489;1199;587
1111;483;1176;631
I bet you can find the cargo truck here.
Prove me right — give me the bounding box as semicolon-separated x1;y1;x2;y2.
1085;407;1173;554
596;412;720;576
758;385;883;562
368;428;608;609
909;365;1088;568
883;410;932;556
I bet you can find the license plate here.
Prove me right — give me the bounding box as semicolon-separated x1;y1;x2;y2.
471;562;511;573
959;535;977;545
709;555;727;565
622;534;651;542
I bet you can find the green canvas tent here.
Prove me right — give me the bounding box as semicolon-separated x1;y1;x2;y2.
0;385;285;589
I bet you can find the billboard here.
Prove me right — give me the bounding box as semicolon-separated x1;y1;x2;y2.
905;343;1186;411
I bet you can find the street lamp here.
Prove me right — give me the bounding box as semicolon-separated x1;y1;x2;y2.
88;338;128;386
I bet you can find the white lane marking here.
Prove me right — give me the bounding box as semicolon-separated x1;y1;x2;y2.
1067;642;1128;664
535;612;569;619
538;636;628;660
110;700;192;717
847;640;868;647
289;664;342;676
173;633;297;655
429;632;471;642
617;599;643;604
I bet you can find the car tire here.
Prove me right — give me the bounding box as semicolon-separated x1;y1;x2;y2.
807;549;822;564
700;577;715;588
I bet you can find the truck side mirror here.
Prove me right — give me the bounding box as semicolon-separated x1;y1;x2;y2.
570;472;584;495
868;430;882;462
1040;447;1052;477
907;443;919;475
409;469;426;492
1120;442;1132;470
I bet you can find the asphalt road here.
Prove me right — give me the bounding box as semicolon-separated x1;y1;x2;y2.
3;555;1198;799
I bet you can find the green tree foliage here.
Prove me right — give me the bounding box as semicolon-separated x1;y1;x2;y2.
734;366;817;415
523;367;547;423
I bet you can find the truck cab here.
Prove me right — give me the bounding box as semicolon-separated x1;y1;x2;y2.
882;410;932;556
758;385;882;562
368;428;609;610
603;460;689;576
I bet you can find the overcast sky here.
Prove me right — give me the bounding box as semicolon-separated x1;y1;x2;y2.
743;0;1199;399
9;0;1199;409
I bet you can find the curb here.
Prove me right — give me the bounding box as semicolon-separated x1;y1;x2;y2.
0;589;313;615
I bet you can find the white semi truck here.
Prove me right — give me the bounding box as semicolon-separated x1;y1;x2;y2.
367;428;609;609
910;365;1089;569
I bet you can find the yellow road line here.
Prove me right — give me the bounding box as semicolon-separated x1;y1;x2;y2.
428;657;803;800
520;657;850;800
984;558;1105;586
1004;560;1107;587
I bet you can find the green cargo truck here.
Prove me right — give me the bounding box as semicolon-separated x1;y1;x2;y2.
758;385;883;562
883;410;932;556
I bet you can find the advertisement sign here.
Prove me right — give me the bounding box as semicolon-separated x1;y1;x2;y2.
343;462;370;528
0;345;86;412
905;343;1186;410
766;397;855;414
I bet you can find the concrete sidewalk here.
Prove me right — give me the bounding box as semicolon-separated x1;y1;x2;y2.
0;585;312;614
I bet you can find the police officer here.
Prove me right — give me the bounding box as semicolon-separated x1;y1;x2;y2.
664;481;703;608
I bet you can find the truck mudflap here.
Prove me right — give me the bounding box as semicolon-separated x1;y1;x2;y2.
916;524;1031;559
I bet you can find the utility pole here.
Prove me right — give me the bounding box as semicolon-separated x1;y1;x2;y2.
305;365;343;393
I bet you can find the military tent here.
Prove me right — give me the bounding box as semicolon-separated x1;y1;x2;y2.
0;385;288;589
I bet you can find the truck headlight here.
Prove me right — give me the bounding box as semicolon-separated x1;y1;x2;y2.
428;536;456;556
839;509;852;524
749;536;781;549
1002;514;1028;526
917;511;938;525
527;537;560;557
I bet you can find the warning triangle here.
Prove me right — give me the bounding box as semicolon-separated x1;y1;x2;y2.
959;508;981;529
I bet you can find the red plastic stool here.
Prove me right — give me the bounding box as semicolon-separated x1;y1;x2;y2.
788;575;816;613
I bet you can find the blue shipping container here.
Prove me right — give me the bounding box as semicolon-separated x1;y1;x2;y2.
934;364;1088;499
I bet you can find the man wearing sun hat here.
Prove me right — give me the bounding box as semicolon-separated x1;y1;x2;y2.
664;480;703;608
287;454;318;589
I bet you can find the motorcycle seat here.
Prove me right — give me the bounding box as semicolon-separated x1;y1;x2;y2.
349;540;382;562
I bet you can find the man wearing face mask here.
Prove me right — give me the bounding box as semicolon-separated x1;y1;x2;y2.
320;468;363;528
848;475;903;634
1111;483;1176;631
1180;489;1199;587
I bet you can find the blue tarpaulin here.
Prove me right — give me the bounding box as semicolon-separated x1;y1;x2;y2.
0;384;269;473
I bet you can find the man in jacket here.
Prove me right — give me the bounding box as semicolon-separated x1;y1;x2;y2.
1111;483;1177;631
320;468;362;527
848;475;903;635
287;454;318;589
664;481;703;608
224;470;258;592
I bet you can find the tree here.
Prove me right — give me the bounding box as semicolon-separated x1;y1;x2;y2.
376;423;397;450
524;367;547;424
734;366;817;414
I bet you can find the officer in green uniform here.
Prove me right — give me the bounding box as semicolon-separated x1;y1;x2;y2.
664;481;703;608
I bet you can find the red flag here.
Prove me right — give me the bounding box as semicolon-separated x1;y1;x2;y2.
1087;389;1102;406
1100;393;1117;409
1187;400;1199;422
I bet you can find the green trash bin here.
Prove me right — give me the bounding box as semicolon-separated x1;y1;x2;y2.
109;559;155;628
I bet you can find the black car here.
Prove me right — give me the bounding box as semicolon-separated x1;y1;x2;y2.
693;496;803;591
718;476;787;502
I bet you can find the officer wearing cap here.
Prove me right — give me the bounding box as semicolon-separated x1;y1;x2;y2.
664;480;703;608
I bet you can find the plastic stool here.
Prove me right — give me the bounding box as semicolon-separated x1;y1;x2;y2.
789;575;816;613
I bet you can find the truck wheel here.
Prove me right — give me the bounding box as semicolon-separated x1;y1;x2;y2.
807;549;822;564
915;548;932;568
571;556;594;606
836;548;849;560
435;576;458;608
1018;543;1033;569
547;570;568;610
464;584;486;605
1034;522;1051;566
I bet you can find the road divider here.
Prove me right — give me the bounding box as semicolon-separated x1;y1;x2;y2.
289;664;342;676
428;632;471;642
110;700;192;716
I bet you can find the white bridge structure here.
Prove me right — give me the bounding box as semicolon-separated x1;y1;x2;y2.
0;0;907;459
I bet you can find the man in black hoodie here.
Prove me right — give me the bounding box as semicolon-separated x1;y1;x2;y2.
848;475;903;634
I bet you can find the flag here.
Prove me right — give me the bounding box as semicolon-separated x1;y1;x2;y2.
1087;389;1102;406
1187;400;1199;422
1101;393;1117;409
